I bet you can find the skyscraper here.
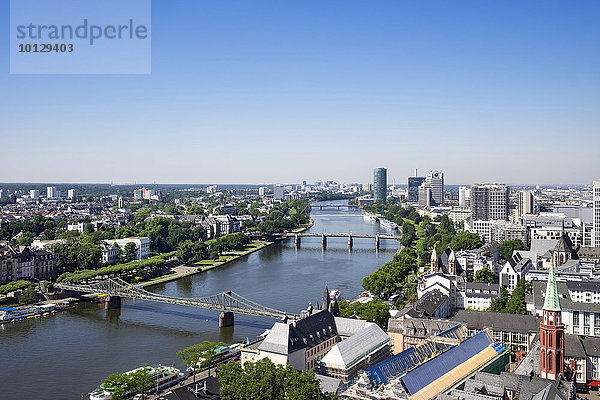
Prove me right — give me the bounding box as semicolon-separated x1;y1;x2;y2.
408;174;426;203
426;170;444;206
46;186;60;199
470;183;510;221
373;168;387;202
517;190;535;219
594;181;600;248
458;186;470;207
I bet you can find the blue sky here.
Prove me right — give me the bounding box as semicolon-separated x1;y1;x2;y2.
1;1;599;185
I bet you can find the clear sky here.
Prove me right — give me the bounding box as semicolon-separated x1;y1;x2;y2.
1;1;599;185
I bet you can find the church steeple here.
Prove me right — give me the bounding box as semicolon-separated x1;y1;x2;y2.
321;286;330;312
540;264;564;380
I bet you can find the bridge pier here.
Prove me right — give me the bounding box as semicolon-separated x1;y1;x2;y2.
295;235;301;249
321;234;327;250
375;235;380;251
105;295;122;310
219;311;234;327
348;235;353;251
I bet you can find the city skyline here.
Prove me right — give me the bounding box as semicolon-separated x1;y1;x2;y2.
2;1;599;184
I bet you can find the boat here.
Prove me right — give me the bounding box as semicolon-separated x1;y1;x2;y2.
0;306;41;323
379;219;398;230
329;289;341;301
363;214;377;223
89;365;185;400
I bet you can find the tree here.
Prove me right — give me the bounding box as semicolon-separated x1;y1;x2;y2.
218;359;337;400
186;205;204;215
474;267;496;284
450;231;482;252
177;341;225;383
121;242;138;263
500;239;527;260
102;369;154;400
18;286;37;304
337;298;391;330
17;231;35;246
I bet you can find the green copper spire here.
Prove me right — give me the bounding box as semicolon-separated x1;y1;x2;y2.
543;264;561;312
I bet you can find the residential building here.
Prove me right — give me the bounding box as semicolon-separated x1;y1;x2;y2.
408;176;426;203
426;170;444;206
100;241;120;264
459;186;470;207
33;249;56;281
460;282;501;311
273;185;284;200
500;253;534;291
102;237;150;261
67;222;85;233
67;189;78;200
387;317;459;354
0;246;56;284
29;190;39;200
470;183;509;221
373;168;387;202
258;187;267;196
449;206;471;227
46;186;60;199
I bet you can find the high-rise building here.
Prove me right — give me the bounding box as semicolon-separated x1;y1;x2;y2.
517;190;535;219
273;185;285;200
373;168;387;202
594;181;600;248
539;263;564;380
458;186;470;207
470;183;509;221
0;189;5;199
67;189;78;201
425;170;444;206
46;186;60;199
29;190;39;199
408;176;426;203
418;182;433;207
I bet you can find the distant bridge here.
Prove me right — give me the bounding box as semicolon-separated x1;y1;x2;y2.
55;278;298;327
284;232;400;250
311;204;360;210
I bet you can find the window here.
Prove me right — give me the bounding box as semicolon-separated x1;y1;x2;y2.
573;312;579;325
585;312;591;327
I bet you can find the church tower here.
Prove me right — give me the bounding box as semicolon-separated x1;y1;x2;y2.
539;264;564;380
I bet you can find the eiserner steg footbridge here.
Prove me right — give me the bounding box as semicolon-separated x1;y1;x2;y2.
54;278;299;328
283;232;400;250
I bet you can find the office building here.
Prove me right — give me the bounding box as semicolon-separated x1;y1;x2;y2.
418;182;433;207
67;189;78;200
426;170;444;206
470;183;509;221
517;190;535;219
459;186;470;207
408;170;426;203
373;167;387;202
595;181;600;247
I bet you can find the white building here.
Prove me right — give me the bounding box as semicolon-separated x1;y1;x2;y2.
102;237;150;261
470;183;509;221
458;282;500;311
67;222;85;233
29;190;40;199
459;186;470;207
449;206;471;227
517;190;535;219
46;186;60;199
67;189;78;200
258;187;267;196
594;181;600;247
499;253;534;291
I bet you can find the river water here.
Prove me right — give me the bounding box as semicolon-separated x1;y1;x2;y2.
0;200;399;400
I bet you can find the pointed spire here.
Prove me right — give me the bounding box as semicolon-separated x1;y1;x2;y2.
332;300;340;317
322;286;330;311
543;264;561;312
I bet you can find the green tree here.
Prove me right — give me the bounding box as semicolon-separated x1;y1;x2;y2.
121;242;138;263
500;239;527;260
218;359;337;400
337;298;391;330
177;341;225;383
102;369;155;400
473;267;496;284
450;231;482;252
17;231;35;246
186;205;204;215
18;286;37;304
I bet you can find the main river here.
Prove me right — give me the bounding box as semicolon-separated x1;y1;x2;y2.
0;200;399;400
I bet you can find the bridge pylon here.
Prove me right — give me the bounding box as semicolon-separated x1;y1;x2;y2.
348;234;353;251
219;311;234;327
105;295;122;310
321;234;327;250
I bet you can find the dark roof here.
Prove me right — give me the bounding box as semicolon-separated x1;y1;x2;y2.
387;317;457;338
577;247;600;260
554;234;575;253
530;281;600;313
463;282;501;299
413;289;448;317
582;336;600;357
564;334;587;359
453;310;540;333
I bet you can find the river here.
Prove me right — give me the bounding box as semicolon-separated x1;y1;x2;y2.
0;200;399;400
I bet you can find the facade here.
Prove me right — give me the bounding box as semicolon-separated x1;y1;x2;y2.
595;181;600;247
67;189;78;200
459;186;470;207
418;183;433;208
102;237;150;261
408;176;426;202
425;170;444;206
500;253;534;291
373;168;387;202
470;183;509;221
273;185;285;200
0;246;56;284
387;317;458;354
46;186;60;199
29;190;39;199
517;190;535;219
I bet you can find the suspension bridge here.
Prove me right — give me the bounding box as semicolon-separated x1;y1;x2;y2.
55;278;298;327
